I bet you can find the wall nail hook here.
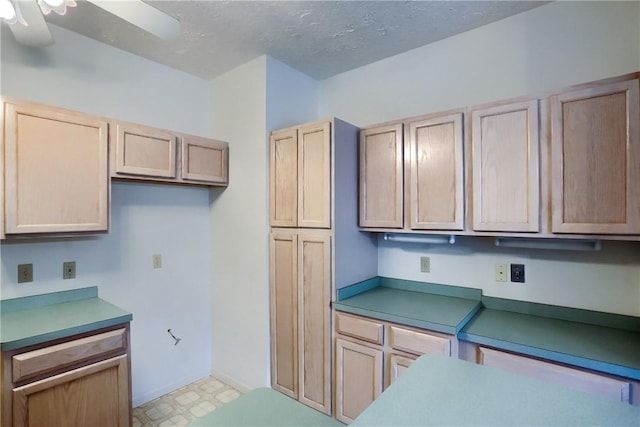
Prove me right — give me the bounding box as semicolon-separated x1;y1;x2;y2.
167;328;182;345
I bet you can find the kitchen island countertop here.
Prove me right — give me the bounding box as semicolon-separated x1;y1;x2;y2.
352;353;640;426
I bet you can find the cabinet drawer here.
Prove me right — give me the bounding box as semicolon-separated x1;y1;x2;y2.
389;326;450;356
478;347;631;403
12;328;127;383
335;313;384;345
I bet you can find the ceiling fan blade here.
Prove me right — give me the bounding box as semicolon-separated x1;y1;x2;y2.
86;0;180;40
10;0;53;47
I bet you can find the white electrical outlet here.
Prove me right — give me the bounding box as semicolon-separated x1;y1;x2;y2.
420;256;430;273
495;264;507;282
153;254;162;269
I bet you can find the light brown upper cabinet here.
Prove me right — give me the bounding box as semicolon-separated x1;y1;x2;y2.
470;100;540;232
358;124;404;228
270;122;331;228
111;121;229;186
407;113;464;230
550;78;640;234
2;100;109;236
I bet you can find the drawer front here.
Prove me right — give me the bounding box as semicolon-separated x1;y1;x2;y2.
13;328;127;383
478;347;631;403
389;326;451;356
335;312;384;345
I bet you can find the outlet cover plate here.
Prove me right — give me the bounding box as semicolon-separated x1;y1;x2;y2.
18;264;33;283
63;261;76;280
420;256;430;273
511;263;525;283
495;264;507;282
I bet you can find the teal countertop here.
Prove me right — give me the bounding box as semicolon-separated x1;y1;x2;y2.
460;297;640;380
352;354;640;426
188;388;341;426
0;287;133;351
333;277;482;335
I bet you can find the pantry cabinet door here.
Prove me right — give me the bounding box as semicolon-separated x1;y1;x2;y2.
297;233;332;414
298;122;331;229
408;113;464;230
471;100;540;232
269;232;299;399
270;129;298;227
551;79;640;234
359;124;404;228
3;101;109;235
114;122;177;178
335;338;383;424
181;135;228;185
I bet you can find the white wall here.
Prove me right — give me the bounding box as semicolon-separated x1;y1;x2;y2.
319;1;640;316
320;1;640;127
0;24;215;405
208;56;318;389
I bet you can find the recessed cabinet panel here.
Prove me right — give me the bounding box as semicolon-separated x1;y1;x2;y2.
298;123;331;229
115;123;176;178
389;354;416;385
359;124;404;228
551;79;640;234
269;232;298;399
270;129;298;227
408;113;464;230
3;101;109;235
472;100;540;232
181;136;228;184
298;233;331;414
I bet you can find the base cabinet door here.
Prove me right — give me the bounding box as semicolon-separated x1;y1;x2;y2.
335;338;383;424
388;354;417;385
12;355;130;427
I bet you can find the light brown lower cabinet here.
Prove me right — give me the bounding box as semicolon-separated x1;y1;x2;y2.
478;347;633;404
334;311;454;423
1;325;132;427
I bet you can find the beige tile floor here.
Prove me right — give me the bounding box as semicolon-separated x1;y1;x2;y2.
132;376;243;427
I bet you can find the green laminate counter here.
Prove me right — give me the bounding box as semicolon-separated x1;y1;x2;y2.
0;287;132;351
459;298;640;380
188;388;342;426
333;277;481;335
352;354;640;426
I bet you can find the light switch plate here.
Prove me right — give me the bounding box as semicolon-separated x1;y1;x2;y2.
18;264;33;283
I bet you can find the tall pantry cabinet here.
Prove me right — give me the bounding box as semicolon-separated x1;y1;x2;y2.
269;119;377;416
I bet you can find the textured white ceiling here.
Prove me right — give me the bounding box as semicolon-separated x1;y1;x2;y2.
42;0;548;80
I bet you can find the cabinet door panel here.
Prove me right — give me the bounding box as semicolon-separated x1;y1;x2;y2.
298;123;331;228
409;113;464;230
359;124;404;228
114;123;176;178
389;354;416;385
12;355;129;427
472;100;540;232
551;79;640;234
298;233;331;414
269;232;298;399
3;102;109;234
270;129;298;227
335;338;383;424
181;136;228;184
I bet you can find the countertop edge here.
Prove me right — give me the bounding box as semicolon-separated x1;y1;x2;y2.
458;331;640;381
1;313;133;351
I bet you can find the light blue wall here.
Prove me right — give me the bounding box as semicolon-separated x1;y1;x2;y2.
208;55;318;389
1;24;215;405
